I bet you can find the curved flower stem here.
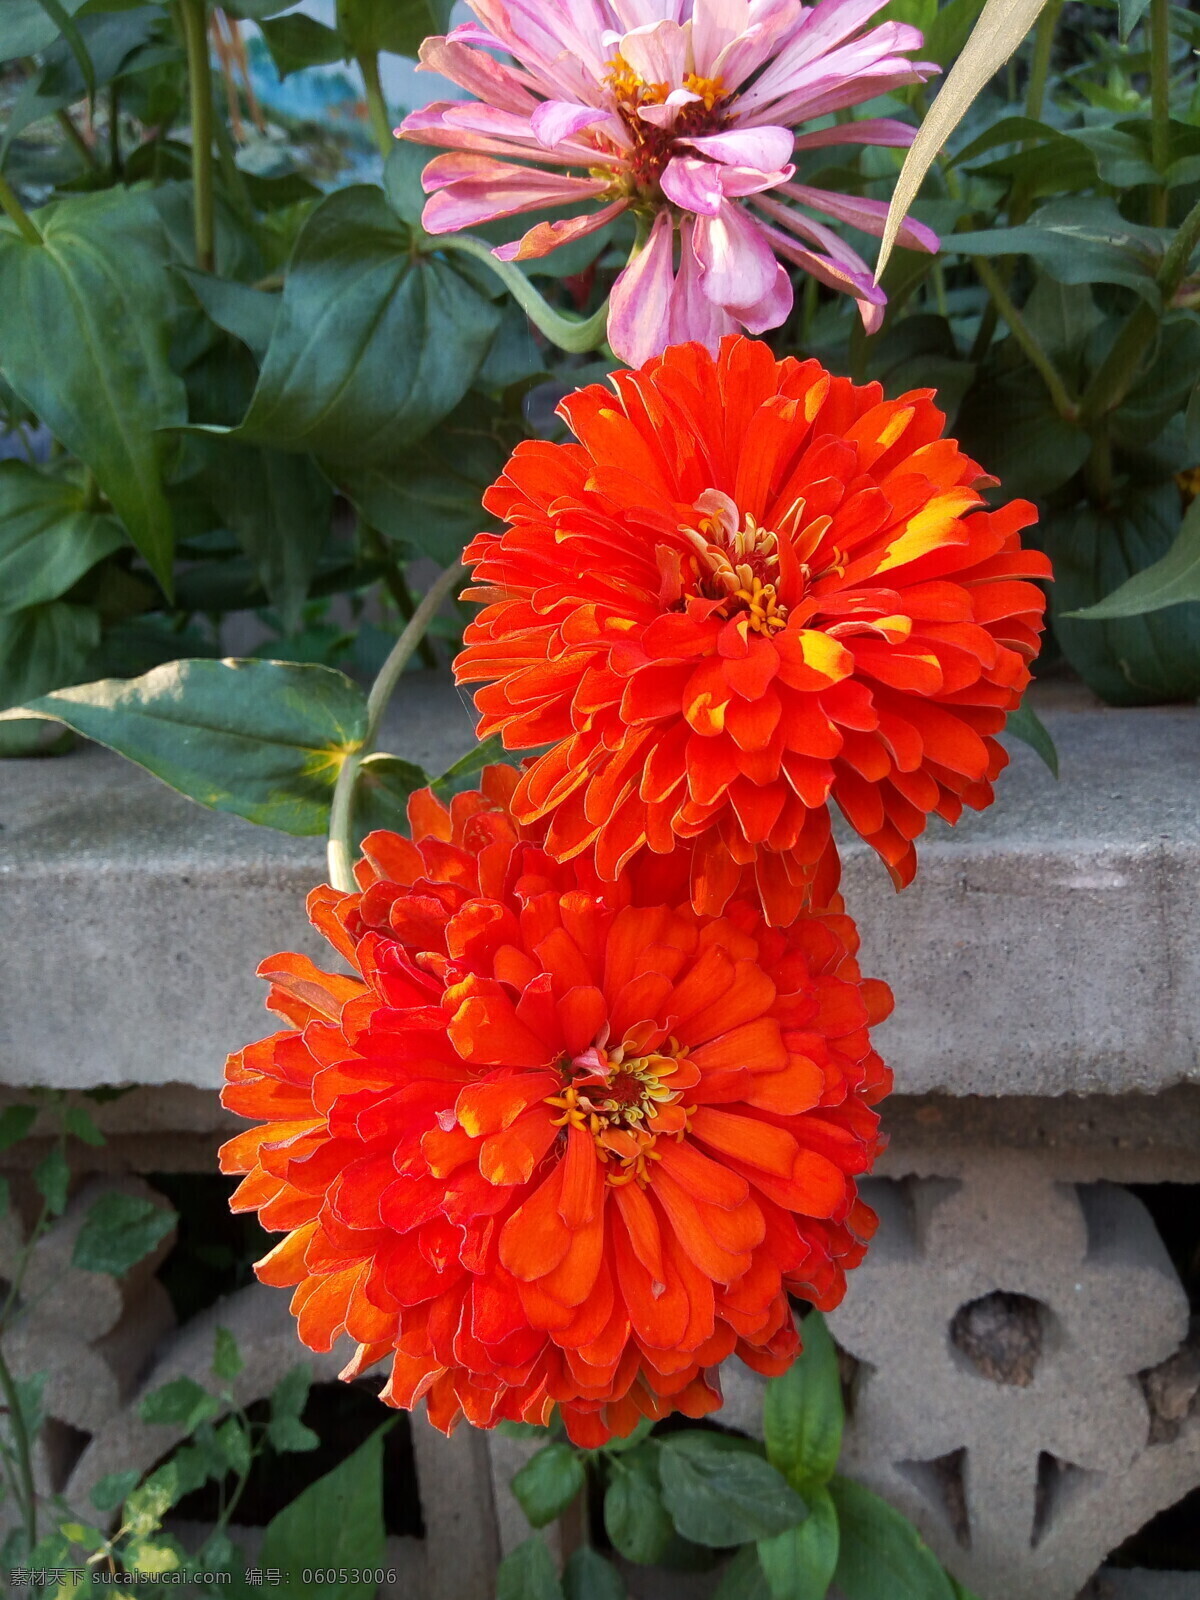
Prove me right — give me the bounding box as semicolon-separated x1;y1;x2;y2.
358;52;394;161
971;255;1079;422
0;172;41;245
326;561;466;892
1149;0;1171;227
434;233;610;353
180;0;215;271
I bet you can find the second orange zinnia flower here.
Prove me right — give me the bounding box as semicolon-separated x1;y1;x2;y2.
455;335;1050;924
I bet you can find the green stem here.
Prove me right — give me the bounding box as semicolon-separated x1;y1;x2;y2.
362;524;439;669
358;53;394;161
180;0;215;272
1025;0;1065;121
109;82;122;182
971;255;1079;420
1149;0;1171;227
0;172;41;245
0;1346;38;1551
1080;195;1200;423
326;561;465;893
213;111;254;223
55;108;97;169
435;233;610;354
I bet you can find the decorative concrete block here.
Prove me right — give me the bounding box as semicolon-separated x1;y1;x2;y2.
410;1418;500;1600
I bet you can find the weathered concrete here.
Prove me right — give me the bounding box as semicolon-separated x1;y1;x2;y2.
1;680;1196;1096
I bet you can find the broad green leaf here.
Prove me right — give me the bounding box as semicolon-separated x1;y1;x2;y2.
1119;0;1152;39
268;1365;319;1453
944;199;1163;307
923;0;987;67
431;734;507;799
757;1486;839;1600
72;1192;176;1276
213;1326;244;1383
215;1416;252;1477
62;1104;104;1146
352;752;429;841
954;372;1090;501
658;1435;808;1549
195;440;333;630
496;1538;565;1600
225;186;501;465
336;0;454;59
1;659;368;835
1004;703;1058;777
0;0;90;60
713;1545;773;1600
0;462;125;614
1068;494;1200;618
829;1477;956;1600
259;1427;388;1600
1047;482;1200;704
89;1470;140;1514
139;1377;221;1434
260;13;345;77
268;1413;320;1453
0;189;187;592
0;602;100;714
564;1548;626;1600
877;0;1056;275
763;1312;844;1493
604;1450;675;1565
34;1144;70;1214
0;1105;37;1151
1111;317;1200;450
512;1443;586;1529
178;270;280;361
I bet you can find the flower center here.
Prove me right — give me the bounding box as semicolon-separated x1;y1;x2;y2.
545;1041;693;1186
682;502;789;636
603;55;730;200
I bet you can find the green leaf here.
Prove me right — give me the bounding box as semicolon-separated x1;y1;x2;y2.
512;1443;586;1530
0;0;90;61
563;1547;626;1600
0;1177;9;1220
658;1435;808;1549
946;198;1164;307
336;0;453;60
195;440;333;631
267;1364;320;1453
763;1312;844;1493
0;463;125;616
953;372;1090;501
922;0;987;66
757;1486;840;1600
1046;482;1200;704
258;1426;389;1600
268;1414;320;1453
63;1103;105;1146
0;1105;38;1151
496;1537;565;1600
260;13;346;78
225;186;502;466
1;659;368;835
1119;0;1152;38
90;1469;140;1515
139;1377;220;1435
0;602;101;714
430;734;507;800
34;1144;70;1215
829;1477;956;1600
604;1449;675;1565
713;1545;772;1600
72;1191;176;1276
215;1416;252;1477
1069;494;1200;619
1003;702;1058;777
352;752;429;841
213;1326;244;1383
178;270;280;362
0;189;188;593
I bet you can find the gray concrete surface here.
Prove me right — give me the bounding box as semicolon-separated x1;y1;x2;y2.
0;678;1196;1095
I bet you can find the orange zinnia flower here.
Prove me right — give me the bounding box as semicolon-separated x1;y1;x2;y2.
455;336;1050;923
220;769;891;1445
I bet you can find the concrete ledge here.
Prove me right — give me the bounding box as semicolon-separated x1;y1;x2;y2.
0;676;1196;1097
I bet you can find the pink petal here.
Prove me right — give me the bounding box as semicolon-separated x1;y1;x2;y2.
608;212;677;367
494;197;628;261
706;0;805;88
661;156;726;217
611;0;687;29
718;162;795;198
531;100;617;148
755;211;887;315
692;200;779;311
737;262;794;334
422;169;610;235
417;37;540;113
669;220;739;351
781;181;938;252
617;19;691;87
685;126;796;172
791;117;917;151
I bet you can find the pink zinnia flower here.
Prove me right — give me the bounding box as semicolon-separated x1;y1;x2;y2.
400;0;938;364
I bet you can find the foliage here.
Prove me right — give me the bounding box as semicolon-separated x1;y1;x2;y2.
496;1313;978;1600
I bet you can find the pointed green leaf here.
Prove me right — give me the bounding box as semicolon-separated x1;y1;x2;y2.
496;1538;564;1600
0;462;125;615
1068;495;1200;618
757;1486;839;1600
604;1448;675;1564
259;1426;388;1600
33;1144;70;1215
563;1547;626;1600
0;602;100;714
0;0;90;61
658;1435;807;1548
0;659;368;835
1003;703;1058;777
336;0;454;60
73;1191;176;1277
512;1443;586;1529
829;1477;956;1600
178;270;280;361
763;1312;844;1492
713;1545;772;1600
0;189;187;593
352;752;429;841
213;1326;244;1383
260;13;346;78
